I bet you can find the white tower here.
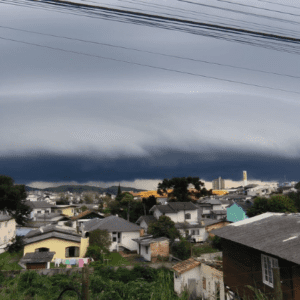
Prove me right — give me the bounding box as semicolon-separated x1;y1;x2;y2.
243;171;247;187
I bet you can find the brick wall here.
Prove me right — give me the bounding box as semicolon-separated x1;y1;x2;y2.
140;229;144;237
150;240;169;262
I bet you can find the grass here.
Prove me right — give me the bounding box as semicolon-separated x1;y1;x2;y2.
0;250;23;270
105;252;131;266
192;243;220;257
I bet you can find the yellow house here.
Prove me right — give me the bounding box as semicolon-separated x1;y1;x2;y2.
22;224;89;264
51;205;77;217
0;214;16;254
212;190;228;196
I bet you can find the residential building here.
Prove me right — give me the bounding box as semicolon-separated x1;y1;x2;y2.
132;235;170;262
135;215;157;234
82;215;142;252
24;201;55;219
212;177;225;190
68;210;104;232
172;257;225;300
21;224;89;269
226;200;253;223
212;212;300;300
0;214;16;254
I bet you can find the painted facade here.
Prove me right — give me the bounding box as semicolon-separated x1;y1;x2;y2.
23;236;89;262
226;203;248;223
109;231;140;252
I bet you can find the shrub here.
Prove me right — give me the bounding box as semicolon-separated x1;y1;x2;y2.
210;236;222;250
6;236;25;253
132;265;157;282
171;239;191;260
115;267;133;283
85;245;106;262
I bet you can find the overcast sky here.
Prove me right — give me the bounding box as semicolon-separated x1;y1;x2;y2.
1;0;300;190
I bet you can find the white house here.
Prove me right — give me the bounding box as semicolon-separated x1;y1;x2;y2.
0;214;16;254
24;201;55;219
82;215;142;252
172;257;225;300
135;215;157;234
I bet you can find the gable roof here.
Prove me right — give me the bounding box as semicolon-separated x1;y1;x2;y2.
24;200;56;209
172;258;201;275
149;202;198;214
34;212;67;220
20;251;56;264
202;199;222;205
132;236;169;246
83;215;141;232
0;214;13;222
70;210;104;221
212;212;300;265
136;215;157;225
23;224;82;245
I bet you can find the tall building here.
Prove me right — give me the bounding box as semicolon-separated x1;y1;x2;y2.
243;171;247;187
212;177;225;190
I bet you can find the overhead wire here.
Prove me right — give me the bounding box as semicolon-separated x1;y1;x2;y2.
0;24;299;80
1;0;300;56
1;35;300;95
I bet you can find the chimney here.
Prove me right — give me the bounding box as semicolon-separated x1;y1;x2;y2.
140;228;145;237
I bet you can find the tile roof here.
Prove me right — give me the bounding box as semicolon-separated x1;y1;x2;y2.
0;215;13;222
70;210;104;221
83;215;141;232
34;212;66;220
23;224;81;245
175;222;204;229
202;219;225;227
136;215;157;225
20;251;56;264
211;212;300;265
172;258;201;275
149;202;198;214
211;210;227;215
202;199;222;205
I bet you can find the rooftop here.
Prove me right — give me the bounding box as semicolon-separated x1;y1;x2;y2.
172;258;201;275
149;202;198;214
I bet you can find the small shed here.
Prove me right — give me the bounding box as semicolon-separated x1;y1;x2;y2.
132;235;169;262
19;251;56;270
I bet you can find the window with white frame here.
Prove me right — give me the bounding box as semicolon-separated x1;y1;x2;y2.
261;254;278;287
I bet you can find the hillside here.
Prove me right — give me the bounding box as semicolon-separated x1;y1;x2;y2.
25;185;147;194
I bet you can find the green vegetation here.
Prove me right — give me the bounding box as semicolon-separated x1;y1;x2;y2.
171;238;191;260
157;177;212;202
192;244;220;257
0;250;23;271
247;195;297;217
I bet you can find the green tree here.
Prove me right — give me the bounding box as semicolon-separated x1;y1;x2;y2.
0;175;32;226
148;215;180;242
287;191;300;211
89;229;112;252
6;235;25;253
83;193;94;204
81;205;88;212
142;196;157;215
56;193;69;205
116;184;122;201
171;238;191;260
247;195;297;217
157;176;211;202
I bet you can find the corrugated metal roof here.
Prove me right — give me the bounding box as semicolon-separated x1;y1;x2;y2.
83;215;141;232
211;212;300;265
132;236;169;246
24;201;56;209
0;215;13;222
23;231;81;245
175;222;203;229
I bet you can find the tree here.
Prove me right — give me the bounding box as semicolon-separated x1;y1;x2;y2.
157;177;211;202
0;175;32;226
81;205;88;212
247;195;297;218
89;229;112;252
116;184;122;201
287;191;300;212
142;196;157;215
56;193;69;205
171;238;191;260
148;215;180;242
83;193;94;204
6;235;25;253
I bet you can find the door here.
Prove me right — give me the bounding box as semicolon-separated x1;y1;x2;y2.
187;279;197;300
27;263;47;270
118;232;121;243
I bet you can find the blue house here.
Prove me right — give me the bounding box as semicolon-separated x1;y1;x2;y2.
226;200;253;223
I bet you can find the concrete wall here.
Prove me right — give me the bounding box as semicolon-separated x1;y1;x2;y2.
140;244;152;261
174;266;201;296
139;220;148;232
153;208;163;220
199;252;222;260
165;210;198;223
0;218;16;254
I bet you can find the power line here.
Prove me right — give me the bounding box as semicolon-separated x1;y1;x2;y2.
1;24;299;80
1;35;300;95
2;0;300;55
255;0;300;11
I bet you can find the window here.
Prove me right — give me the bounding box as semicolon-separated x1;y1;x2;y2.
113;237;117;242
185;213;191;219
65;246;80;258
145;246;149;254
175;273;181;279
261;254;278;287
203;277;206;290
195;229;199;235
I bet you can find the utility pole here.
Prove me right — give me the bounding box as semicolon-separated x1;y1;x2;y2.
82;265;89;300
273;267;283;300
